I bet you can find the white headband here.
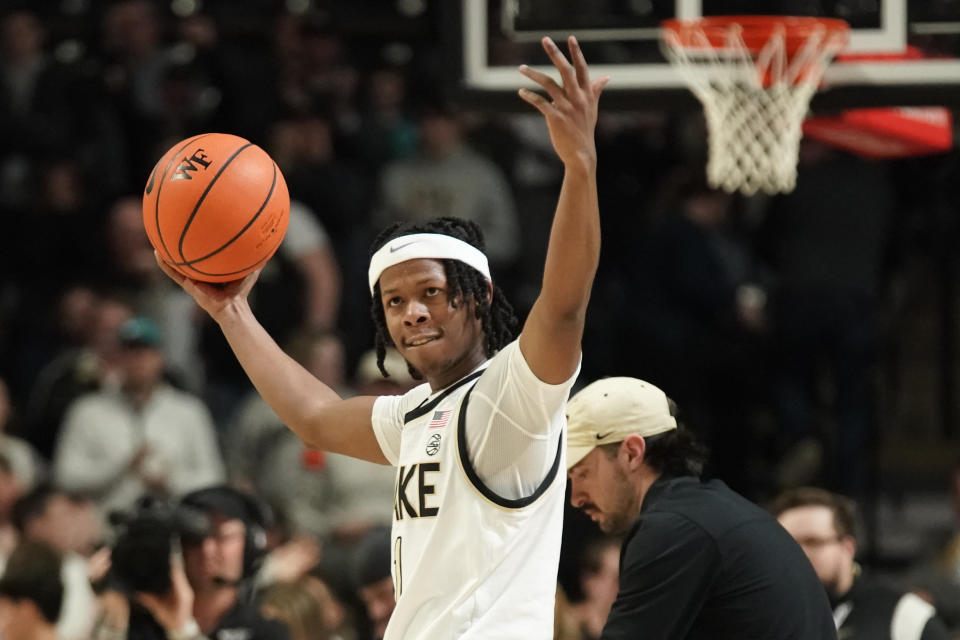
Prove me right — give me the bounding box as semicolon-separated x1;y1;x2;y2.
368;233;491;294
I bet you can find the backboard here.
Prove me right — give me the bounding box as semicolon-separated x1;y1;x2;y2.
446;0;960;110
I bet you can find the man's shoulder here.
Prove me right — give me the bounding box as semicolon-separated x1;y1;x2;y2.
850;576;922;610
843;578;945;640
151;384;213;416
643;477;736;518
64;388;123;418
639;477;790;552
626;507;715;556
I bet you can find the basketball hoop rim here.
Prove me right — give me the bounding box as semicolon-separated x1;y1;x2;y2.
661;15;850;54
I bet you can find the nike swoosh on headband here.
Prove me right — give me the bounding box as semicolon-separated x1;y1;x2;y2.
389;241;418;253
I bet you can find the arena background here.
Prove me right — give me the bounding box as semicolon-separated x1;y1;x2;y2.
0;0;958;629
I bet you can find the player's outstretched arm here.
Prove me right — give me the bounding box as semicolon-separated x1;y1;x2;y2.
154;254;387;464
517;36;608;384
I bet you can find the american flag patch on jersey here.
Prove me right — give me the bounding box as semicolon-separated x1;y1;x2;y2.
428;410;452;428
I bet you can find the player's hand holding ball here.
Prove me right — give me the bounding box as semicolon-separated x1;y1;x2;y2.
143;133;290;315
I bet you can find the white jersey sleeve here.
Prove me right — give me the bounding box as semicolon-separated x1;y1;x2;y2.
371;383;432;466
464;339;580;499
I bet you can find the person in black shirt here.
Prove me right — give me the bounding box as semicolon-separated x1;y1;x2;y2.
565;377;836;639
772;487;952;640
177;486;289;640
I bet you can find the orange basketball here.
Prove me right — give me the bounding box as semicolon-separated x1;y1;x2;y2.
142;133;290;283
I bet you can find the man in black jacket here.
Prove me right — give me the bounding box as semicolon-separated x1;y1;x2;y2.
565;377;836;639
772;487;952;640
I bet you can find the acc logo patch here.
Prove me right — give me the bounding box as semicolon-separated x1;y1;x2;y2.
425;433;441;456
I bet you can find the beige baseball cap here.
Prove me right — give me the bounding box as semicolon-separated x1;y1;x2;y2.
566;377;677;469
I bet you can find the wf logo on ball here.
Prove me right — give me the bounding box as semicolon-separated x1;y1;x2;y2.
171;148;212;181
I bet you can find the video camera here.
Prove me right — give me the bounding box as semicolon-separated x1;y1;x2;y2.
107;496;211;596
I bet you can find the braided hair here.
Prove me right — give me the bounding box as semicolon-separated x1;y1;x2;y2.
368;217;519;379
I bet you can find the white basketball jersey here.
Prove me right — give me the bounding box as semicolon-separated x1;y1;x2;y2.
371;341;570;640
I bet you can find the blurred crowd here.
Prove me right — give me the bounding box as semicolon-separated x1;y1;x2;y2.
0;1;959;639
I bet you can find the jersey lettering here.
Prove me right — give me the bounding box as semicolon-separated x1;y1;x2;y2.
394;462;441;520
418;462;440;516
395;465;418;520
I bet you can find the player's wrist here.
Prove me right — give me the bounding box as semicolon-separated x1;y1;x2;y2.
215;298;254;328
564;152;597;176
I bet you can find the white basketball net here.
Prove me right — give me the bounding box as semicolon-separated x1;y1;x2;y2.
662;22;848;195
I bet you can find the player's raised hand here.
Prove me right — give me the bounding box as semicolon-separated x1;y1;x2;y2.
155;251;261;321
518;36;609;167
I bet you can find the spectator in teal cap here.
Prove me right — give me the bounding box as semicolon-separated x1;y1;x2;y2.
115;317;166;412
117;316;163;349
52;317;225;515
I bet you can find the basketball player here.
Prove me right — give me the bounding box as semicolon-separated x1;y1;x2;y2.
157;35;608;639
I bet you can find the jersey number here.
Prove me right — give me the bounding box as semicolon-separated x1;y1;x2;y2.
393;535;403;597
